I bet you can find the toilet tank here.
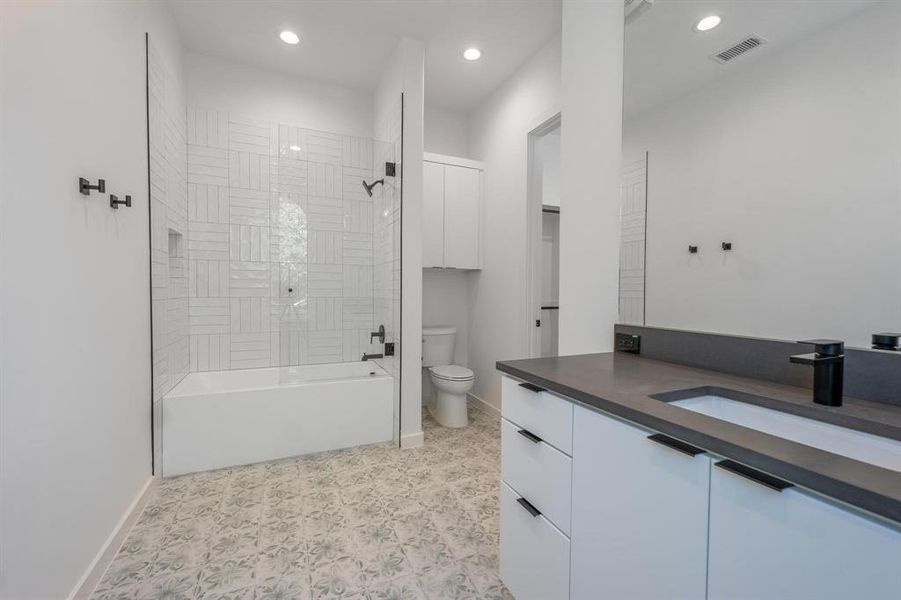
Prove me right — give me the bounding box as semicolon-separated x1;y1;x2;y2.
422;327;456;367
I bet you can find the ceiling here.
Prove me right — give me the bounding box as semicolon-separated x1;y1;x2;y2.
624;0;877;120
168;0;561;113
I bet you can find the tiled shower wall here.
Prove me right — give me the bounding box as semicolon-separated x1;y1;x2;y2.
148;37;189;468
185;107;395;370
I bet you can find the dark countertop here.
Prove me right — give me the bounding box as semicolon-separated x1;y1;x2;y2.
496;352;901;525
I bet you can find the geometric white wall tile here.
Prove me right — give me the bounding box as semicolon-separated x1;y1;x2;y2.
342;136;374;170
188;298;230;334
188;145;229;186
228;116;270;155
230;297;269;333
308;231;342;265
304;130;344;165
189;259;230;298
188;107;228;149
229;261;271;297
190;333;231;372
343;232;374;266
308;162;342;198
229;151;270;191
308;264;343;297
188;183;229;223
229;224;270;262
230;332;271;369
229;189;270;227
187;222;229;260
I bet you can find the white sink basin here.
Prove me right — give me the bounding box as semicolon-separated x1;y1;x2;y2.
672;395;901;472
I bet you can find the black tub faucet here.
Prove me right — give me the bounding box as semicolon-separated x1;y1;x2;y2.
362;353;384;361
789;339;844;407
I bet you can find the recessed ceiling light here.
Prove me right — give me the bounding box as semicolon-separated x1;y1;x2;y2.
463;47;481;61
279;30;300;45
694;15;722;32
289;144;301;152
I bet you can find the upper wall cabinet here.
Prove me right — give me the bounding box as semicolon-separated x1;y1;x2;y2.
423;153;483;270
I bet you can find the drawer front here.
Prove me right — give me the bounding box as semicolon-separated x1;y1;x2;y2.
500;482;571;600
501;375;573;455
502;418;573;535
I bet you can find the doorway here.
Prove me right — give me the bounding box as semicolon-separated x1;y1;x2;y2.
526;114;561;358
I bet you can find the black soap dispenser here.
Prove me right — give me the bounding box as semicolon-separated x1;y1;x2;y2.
871;333;901;351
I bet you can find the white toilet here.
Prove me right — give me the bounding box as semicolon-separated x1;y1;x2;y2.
422;327;475;428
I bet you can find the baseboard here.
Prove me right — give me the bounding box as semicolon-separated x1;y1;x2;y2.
400;430;424;448
69;476;156;600
468;392;500;415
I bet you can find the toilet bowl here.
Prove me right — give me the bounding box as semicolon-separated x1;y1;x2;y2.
429;364;475;428
422;327;475;428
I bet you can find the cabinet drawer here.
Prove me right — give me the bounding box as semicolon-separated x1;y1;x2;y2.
500;482;570;600
502;418;572;535
501;375;573;455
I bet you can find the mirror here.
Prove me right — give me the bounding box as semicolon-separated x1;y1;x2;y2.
620;0;901;348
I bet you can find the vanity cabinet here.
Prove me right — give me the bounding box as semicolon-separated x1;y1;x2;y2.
708;462;901;600
498;374;901;600
499;376;573;600
422;153;482;270
571;404;711;600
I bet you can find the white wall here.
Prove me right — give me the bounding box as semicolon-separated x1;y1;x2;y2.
374;38;425;447
624;2;901;347
423;270;471;366
0;2;183;598
558;1;624;356
467;35;562;409
186;53;373;138
424;104;469;157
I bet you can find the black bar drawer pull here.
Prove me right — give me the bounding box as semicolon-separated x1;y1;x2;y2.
518;382;545;393
517;497;542;517
715;460;793;492
517;429;543;444
647;433;705;457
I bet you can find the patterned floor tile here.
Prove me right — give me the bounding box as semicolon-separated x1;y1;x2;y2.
90;403;508;599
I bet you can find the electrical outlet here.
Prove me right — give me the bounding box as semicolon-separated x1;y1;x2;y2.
616;333;641;354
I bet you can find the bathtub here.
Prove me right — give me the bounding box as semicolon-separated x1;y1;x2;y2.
162;361;395;476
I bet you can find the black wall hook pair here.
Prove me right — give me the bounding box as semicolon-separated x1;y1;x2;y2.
79;177;132;209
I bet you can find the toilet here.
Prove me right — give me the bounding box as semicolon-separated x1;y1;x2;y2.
422;327;475;428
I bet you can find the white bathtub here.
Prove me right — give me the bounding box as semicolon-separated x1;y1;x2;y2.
162;362;395;476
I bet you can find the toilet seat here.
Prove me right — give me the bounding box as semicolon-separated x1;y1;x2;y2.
430;364;474;381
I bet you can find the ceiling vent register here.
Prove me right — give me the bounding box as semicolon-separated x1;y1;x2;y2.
711;35;768;64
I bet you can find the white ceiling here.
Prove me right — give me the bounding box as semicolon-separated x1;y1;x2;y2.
624;0;877;120
168;0;561;113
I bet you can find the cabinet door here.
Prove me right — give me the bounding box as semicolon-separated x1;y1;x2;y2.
708;461;901;600
422;161;445;268
571;406;710;600
443;164;480;269
500;482;570;600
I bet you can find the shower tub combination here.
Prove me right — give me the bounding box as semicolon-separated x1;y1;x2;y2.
162;362;395;477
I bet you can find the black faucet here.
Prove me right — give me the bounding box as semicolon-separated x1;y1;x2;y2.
361;353;384;361
370;324;386;344
789;339;844;406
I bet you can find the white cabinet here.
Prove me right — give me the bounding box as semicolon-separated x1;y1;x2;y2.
500;375;572;599
422;161;445;268
571;405;711;600
501;418;572;536
422;153;482;269
499;375;901;600
500;482;571;600
708;461;901;600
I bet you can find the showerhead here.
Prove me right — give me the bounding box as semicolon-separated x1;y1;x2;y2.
362;178;385;197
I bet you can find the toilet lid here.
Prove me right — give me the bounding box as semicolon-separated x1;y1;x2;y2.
430;365;474;381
